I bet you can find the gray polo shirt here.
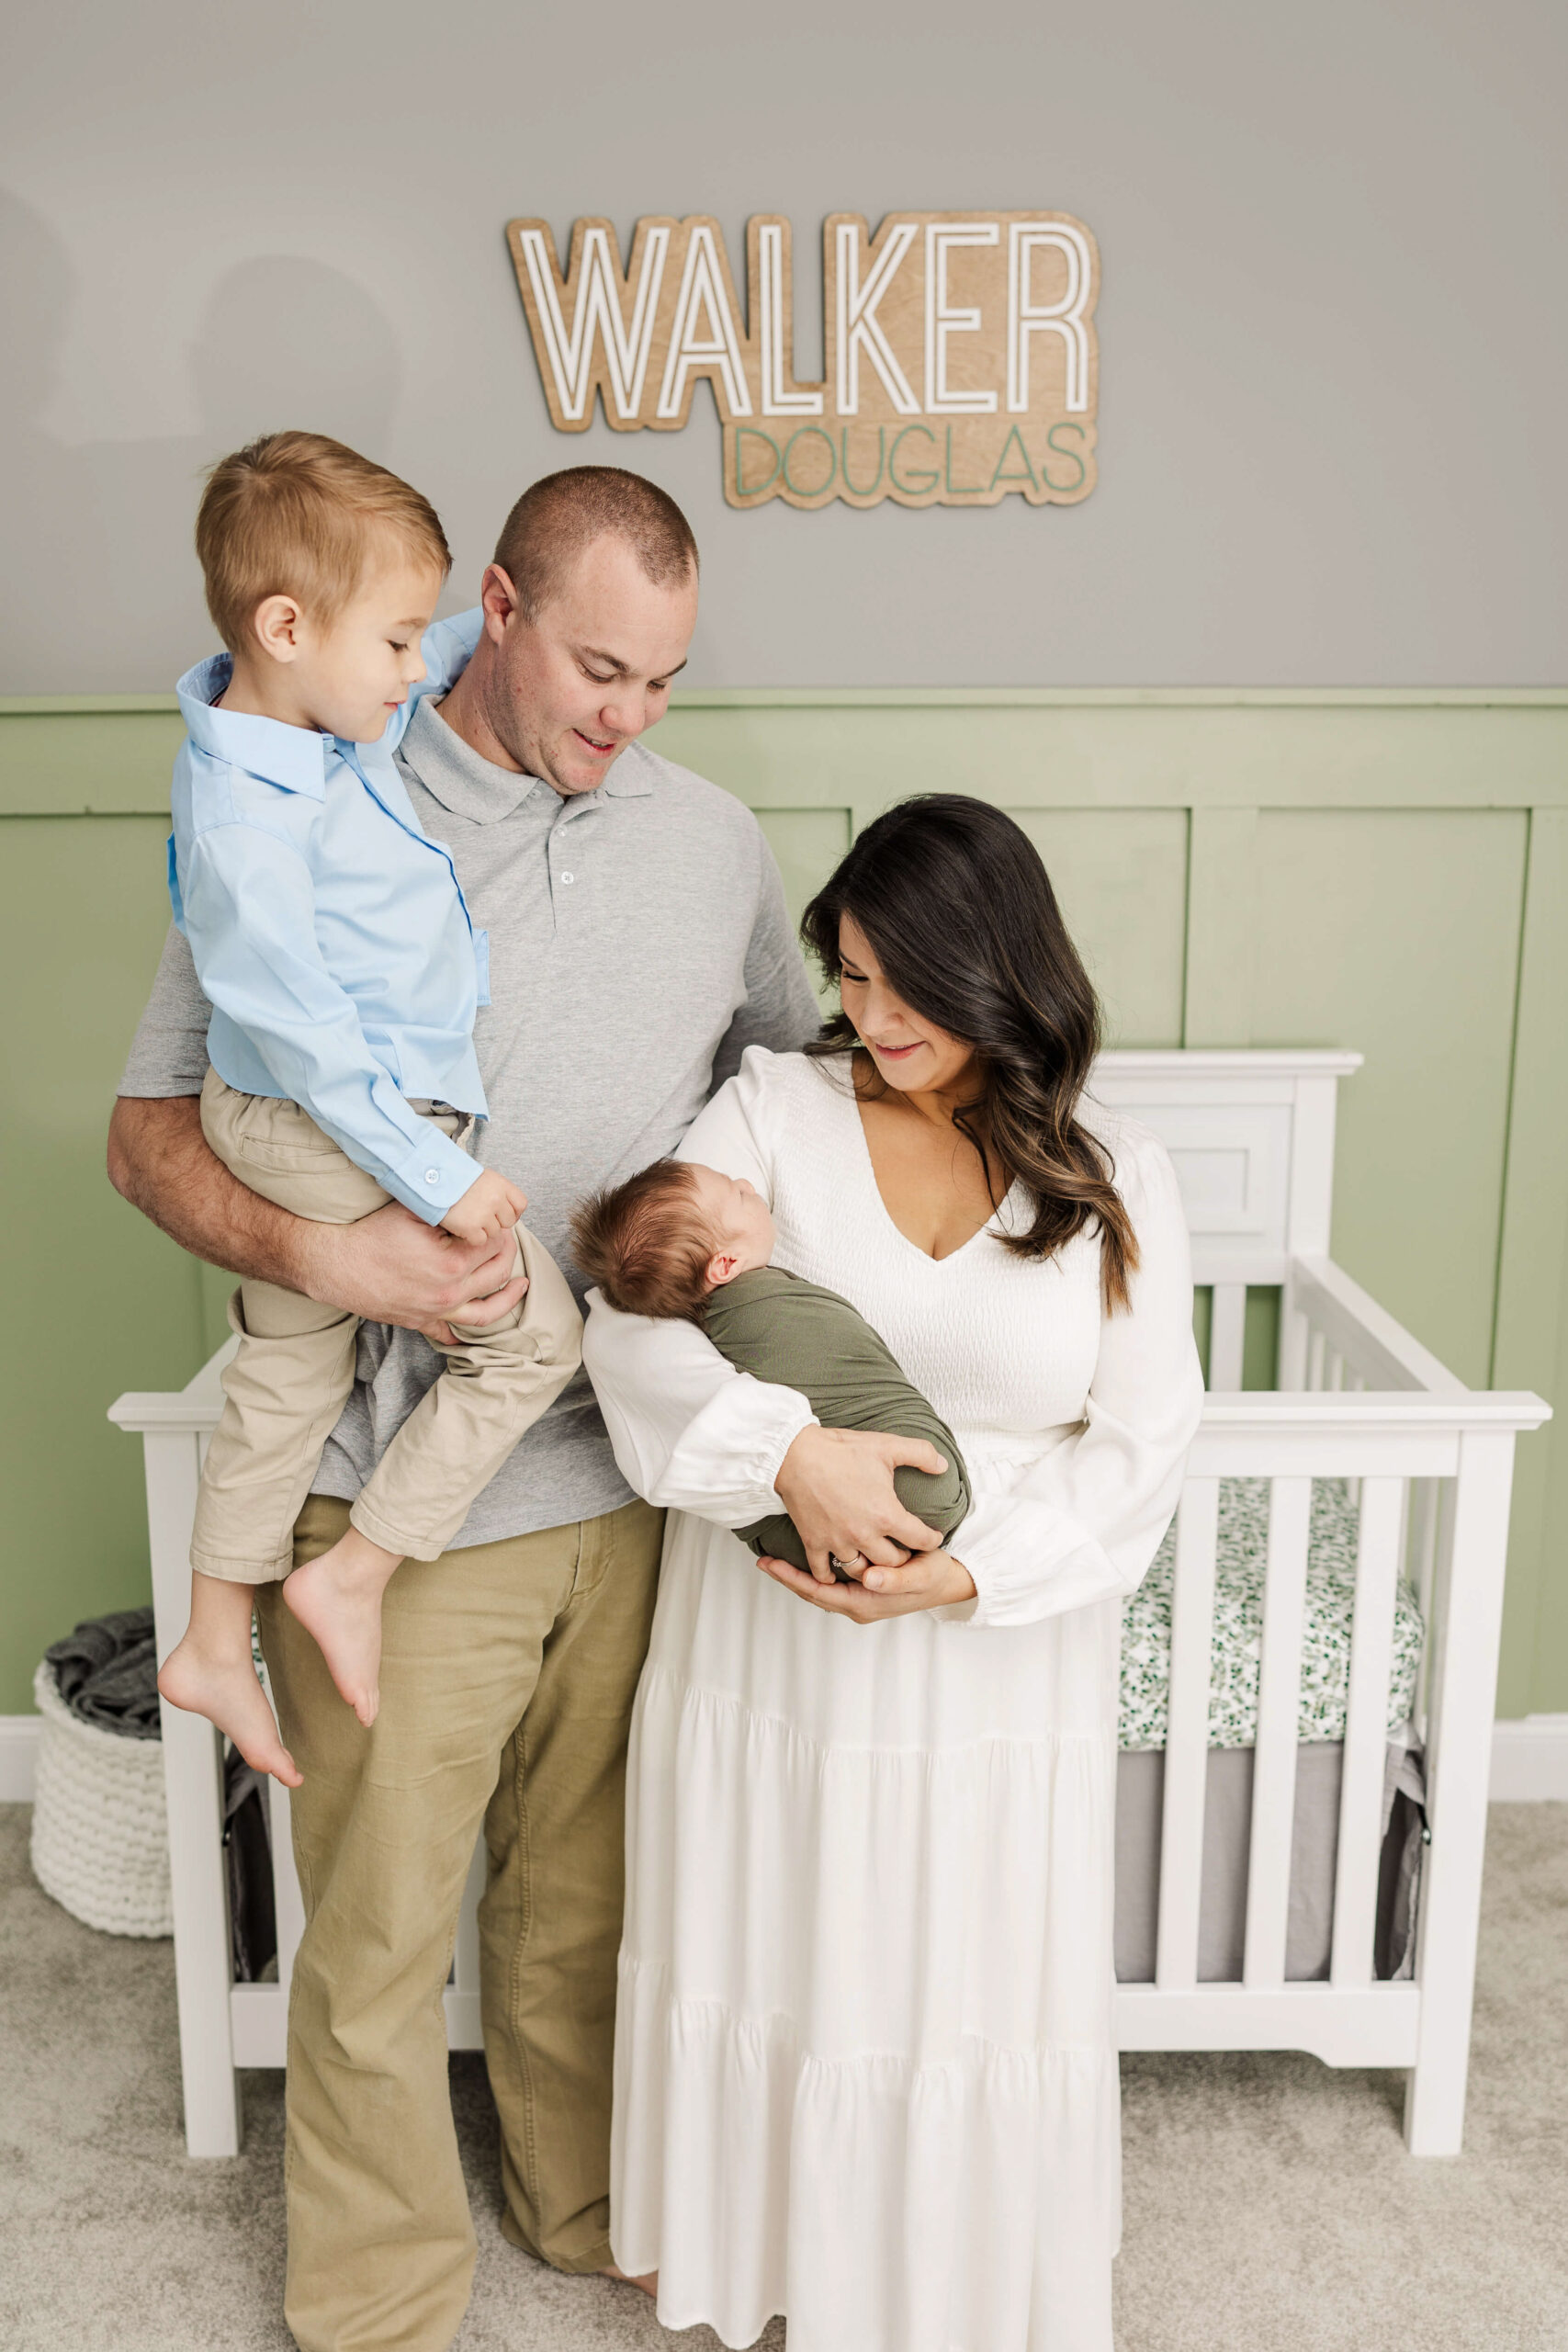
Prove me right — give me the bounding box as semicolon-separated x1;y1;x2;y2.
119;696;820;1544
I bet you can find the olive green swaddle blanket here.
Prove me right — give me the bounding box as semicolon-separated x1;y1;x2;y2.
701;1265;972;1575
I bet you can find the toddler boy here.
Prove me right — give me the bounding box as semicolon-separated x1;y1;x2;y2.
156;432;581;1785
572;1158;969;1572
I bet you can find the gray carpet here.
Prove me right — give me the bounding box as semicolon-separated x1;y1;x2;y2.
0;1801;1562;2352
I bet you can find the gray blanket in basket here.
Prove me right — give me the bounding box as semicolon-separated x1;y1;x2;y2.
44;1607;160;1739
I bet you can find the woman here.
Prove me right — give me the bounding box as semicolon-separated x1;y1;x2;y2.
583;797;1204;2351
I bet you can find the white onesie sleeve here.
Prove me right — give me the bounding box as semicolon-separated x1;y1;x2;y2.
581;1049;818;1524
943;1125;1205;1628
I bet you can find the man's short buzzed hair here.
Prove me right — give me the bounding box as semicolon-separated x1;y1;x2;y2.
492;467;697;621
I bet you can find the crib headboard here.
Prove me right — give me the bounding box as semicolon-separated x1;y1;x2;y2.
1089;1049;1362;1286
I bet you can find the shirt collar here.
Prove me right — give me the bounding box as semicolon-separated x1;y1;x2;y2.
398;696;656;824
175;652;331;799
601;742;655;799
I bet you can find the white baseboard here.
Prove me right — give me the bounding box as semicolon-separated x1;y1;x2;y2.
0;1714;40;1802
1490;1715;1568;1803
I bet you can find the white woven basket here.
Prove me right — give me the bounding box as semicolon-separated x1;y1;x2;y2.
28;1657;172;1938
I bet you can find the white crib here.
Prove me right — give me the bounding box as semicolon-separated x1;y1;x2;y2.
109;1049;1549;2163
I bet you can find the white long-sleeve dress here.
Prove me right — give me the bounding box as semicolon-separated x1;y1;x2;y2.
582;1047;1204;2352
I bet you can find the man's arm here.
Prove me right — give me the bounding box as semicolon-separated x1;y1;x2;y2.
110;925;522;1334
711;827;821;1087
107;1096;525;1334
108;1094;296;1283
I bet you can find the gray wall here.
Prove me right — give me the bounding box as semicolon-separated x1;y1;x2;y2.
4;0;1564;693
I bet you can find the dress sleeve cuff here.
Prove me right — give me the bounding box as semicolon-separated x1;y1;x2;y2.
933;1495;1114;1629
753;1394;819;1513
662;1378;819;1524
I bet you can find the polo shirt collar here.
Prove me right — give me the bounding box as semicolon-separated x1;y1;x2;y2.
176;653;331;798
602;743;655;798
399;697;655;823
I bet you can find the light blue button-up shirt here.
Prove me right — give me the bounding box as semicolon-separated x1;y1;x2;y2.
168;608;490;1223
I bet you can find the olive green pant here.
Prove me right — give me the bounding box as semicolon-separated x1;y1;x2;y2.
256;1488;664;2352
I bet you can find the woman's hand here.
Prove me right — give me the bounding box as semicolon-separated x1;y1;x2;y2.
773;1424;949;1578
756;1546;976;1622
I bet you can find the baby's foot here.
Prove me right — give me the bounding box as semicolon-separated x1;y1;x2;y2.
284;1530;402;1728
158;1640;300;1786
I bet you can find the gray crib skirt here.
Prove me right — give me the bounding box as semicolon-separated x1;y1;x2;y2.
1114;1737;1426;1984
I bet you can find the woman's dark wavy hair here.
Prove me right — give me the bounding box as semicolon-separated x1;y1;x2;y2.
801;794;1138;1312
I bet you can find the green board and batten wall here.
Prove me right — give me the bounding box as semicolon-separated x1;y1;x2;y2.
3;689;1565;1720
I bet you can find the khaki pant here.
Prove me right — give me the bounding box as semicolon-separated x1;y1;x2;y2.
192;1071;582;1578
257;1488;665;2352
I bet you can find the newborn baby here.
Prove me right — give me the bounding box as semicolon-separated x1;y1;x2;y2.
571;1159;971;1575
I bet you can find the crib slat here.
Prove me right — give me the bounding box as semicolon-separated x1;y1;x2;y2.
1277;1283;1311;1391
267;1771;306;1993
1347;1375;1366;1505
1243;1477;1313;1986
1156;1478;1220;1990
1409;1478;1438;1621
1331;1477;1404;1984
1407;1478;1440;1737
1307;1328;1327;1391
145;1427;241;2157
1209;1284;1247;1391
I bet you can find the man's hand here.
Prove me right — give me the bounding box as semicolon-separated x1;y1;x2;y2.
107;1095;528;1343
439;1168;527;1246
296;1202;526;1343
773;1425;948;1582
757;1546;977;1622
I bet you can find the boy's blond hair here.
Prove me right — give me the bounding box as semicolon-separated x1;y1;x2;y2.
196;431;451;653
570;1160;719;1322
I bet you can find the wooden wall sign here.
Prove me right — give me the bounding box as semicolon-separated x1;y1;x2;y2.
506;212;1100;511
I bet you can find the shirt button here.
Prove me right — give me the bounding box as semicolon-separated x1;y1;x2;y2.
559;870;575;886
423;1169;440;1185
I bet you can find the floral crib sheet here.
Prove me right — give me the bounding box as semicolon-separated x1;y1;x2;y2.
1119;1477;1424;1750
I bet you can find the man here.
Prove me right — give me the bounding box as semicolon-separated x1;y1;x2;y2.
109;466;821;2352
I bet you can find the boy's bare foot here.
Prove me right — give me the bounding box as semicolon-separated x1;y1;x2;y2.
284;1528;403;1727
157;1641;300;1786
600;2265;659;2298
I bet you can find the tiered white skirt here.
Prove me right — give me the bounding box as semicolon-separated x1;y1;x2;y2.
611;1459;1123;2352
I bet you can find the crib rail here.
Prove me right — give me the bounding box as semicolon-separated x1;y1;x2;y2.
1284;1255;1466;1398
111;1261;1549;2163
1143;1306;1547;2154
108;1337;493;2154
1148;1456;1420;1995
1204;1258;1468;1400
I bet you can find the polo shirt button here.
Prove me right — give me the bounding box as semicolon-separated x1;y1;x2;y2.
559;870;575;886
423;1170;440;1185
